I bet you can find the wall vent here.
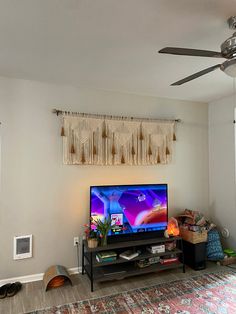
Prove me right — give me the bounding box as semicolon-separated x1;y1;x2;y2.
13;235;32;260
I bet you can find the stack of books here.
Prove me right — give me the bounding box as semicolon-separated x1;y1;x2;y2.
96;251;117;263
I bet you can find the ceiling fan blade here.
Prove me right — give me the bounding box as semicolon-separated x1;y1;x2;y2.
159;47;223;58
171;64;222;86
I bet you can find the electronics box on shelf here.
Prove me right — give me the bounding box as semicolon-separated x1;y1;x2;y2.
147;244;165;254
120;250;139;260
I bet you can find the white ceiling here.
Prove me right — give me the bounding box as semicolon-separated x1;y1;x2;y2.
0;0;236;102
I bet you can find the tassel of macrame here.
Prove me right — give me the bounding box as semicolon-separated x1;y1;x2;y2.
166;137;170;155
111;133;116;155
61;126;65;137
173;122;177;141
70;130;75;154
121;146;125;164
93;132;97;155
102;120;108;138
131;134;135;155
111;145;116;155
157;147;161;164
139;123;144;141
131;146;135;155
81;144;86;164
93;145;97;156
70;144;75;154
148;135;152;156
166;147;170;155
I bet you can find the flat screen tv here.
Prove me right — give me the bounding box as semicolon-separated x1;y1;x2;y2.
90;184;168;242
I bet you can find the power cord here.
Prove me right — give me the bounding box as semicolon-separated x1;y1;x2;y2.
75;240;80;274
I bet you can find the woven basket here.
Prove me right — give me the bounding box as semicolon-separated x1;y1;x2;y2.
180;227;207;244
87;238;98;248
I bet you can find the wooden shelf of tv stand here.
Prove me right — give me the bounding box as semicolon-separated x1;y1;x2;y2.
83;236;182;252
85;261;184;283
82;236;185;292
85;248;182;267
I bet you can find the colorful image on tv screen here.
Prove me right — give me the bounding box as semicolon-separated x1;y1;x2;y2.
90;184;168;236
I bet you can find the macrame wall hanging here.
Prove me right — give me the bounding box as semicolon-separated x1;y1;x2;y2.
54;110;179;166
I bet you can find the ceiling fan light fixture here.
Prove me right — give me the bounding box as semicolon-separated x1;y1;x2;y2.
221;59;236;77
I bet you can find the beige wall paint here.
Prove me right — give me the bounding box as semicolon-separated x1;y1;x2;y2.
209;95;236;249
0;77;209;279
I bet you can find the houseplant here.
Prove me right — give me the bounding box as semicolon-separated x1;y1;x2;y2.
93;217;112;246
84;224;98;248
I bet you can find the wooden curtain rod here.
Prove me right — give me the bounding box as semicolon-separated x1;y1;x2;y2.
52;109;181;123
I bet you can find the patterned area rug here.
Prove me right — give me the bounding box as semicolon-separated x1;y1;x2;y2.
29;271;236;314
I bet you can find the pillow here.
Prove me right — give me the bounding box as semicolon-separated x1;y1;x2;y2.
206;229;224;261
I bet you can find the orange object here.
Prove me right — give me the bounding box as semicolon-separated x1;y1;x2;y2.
167;217;180;236
43;265;72;291
48;276;65;288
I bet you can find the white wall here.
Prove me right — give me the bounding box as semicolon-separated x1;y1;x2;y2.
209;94;236;248
0;76;209;280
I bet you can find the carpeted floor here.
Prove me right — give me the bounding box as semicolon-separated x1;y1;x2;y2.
28;271;236;314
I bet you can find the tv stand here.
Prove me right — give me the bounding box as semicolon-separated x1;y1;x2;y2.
82;236;185;292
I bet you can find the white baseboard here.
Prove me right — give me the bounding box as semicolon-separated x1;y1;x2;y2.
0;266;82;286
68;267;81;275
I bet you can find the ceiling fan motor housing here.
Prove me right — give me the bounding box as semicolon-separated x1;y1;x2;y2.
228;16;236;30
221;32;236;58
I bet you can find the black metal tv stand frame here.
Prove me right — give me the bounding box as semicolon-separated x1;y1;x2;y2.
82;236;185;292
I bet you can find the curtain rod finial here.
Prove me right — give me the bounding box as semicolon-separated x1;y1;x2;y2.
52;109;62;116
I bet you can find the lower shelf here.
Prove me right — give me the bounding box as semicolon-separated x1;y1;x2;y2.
85;261;184;282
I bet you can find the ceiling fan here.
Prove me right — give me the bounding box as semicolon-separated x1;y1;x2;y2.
159;16;236;85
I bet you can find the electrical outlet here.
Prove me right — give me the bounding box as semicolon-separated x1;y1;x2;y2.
221;228;230;238
74;237;79;246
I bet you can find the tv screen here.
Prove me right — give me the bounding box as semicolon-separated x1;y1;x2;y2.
90;184;168;241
